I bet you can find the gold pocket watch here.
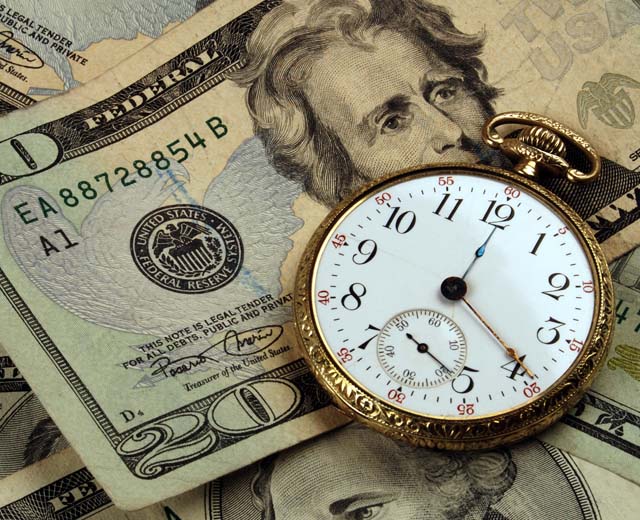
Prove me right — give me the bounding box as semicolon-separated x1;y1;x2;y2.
294;112;614;449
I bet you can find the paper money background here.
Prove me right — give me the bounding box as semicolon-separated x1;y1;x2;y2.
1;429;639;519
0;343;68;479
0;1;218;113
0;0;638;516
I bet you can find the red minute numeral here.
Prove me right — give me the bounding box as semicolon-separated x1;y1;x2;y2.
569;338;584;352
388;389;406;404
317;290;330;305
504;186;521;198
523;382;541;398
457;403;475;415
582;280;594;293
331;233;346;248
438;176;454;186
558;226;568;234
375;192;391;204
337;347;352;363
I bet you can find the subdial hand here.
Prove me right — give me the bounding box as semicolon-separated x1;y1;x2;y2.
461;226;499;280
460;297;534;378
405;333;451;373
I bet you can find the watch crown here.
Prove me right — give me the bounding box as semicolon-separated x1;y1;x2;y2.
482;112;601;183
517;126;567;158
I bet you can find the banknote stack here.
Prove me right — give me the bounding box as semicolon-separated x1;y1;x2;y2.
0;0;639;518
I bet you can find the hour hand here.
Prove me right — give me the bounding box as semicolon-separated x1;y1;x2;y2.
461;226;499;280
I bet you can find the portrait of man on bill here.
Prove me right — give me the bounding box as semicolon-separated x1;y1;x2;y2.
230;0;505;207
211;423;599;520
230;0;640;218
252;424;516;520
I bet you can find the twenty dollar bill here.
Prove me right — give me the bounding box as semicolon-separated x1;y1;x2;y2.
1;429;640;520
541;245;640;484
0;0;638;509
0;0;219;114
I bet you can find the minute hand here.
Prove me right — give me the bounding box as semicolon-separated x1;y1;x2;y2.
461;297;534;377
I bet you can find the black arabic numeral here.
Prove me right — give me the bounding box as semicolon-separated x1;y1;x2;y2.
542;273;570;300
536;316;565;345
352;239;378;265
341;283;367;311
357;324;381;350
383;206;416;234
403;369;416;381
433;193;464;221
501;355;529;380
451;366;479;394
395;319;409;331
530;233;546;255
480;200;515;229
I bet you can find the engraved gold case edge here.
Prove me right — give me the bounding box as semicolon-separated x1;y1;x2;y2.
293;163;614;450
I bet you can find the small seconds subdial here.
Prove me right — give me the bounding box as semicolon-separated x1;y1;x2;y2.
377;309;466;388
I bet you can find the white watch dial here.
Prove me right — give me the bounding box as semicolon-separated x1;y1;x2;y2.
312;171;597;419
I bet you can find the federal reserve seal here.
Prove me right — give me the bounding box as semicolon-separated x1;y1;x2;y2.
131;205;243;294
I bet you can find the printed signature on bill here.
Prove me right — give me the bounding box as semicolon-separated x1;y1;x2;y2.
0;30;43;68
150;325;284;378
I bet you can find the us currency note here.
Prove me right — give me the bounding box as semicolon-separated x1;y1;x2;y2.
0;1;219;114
0;0;638;509
541;245;640;484
1;427;639;520
0;343;67;479
0;0;219;479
